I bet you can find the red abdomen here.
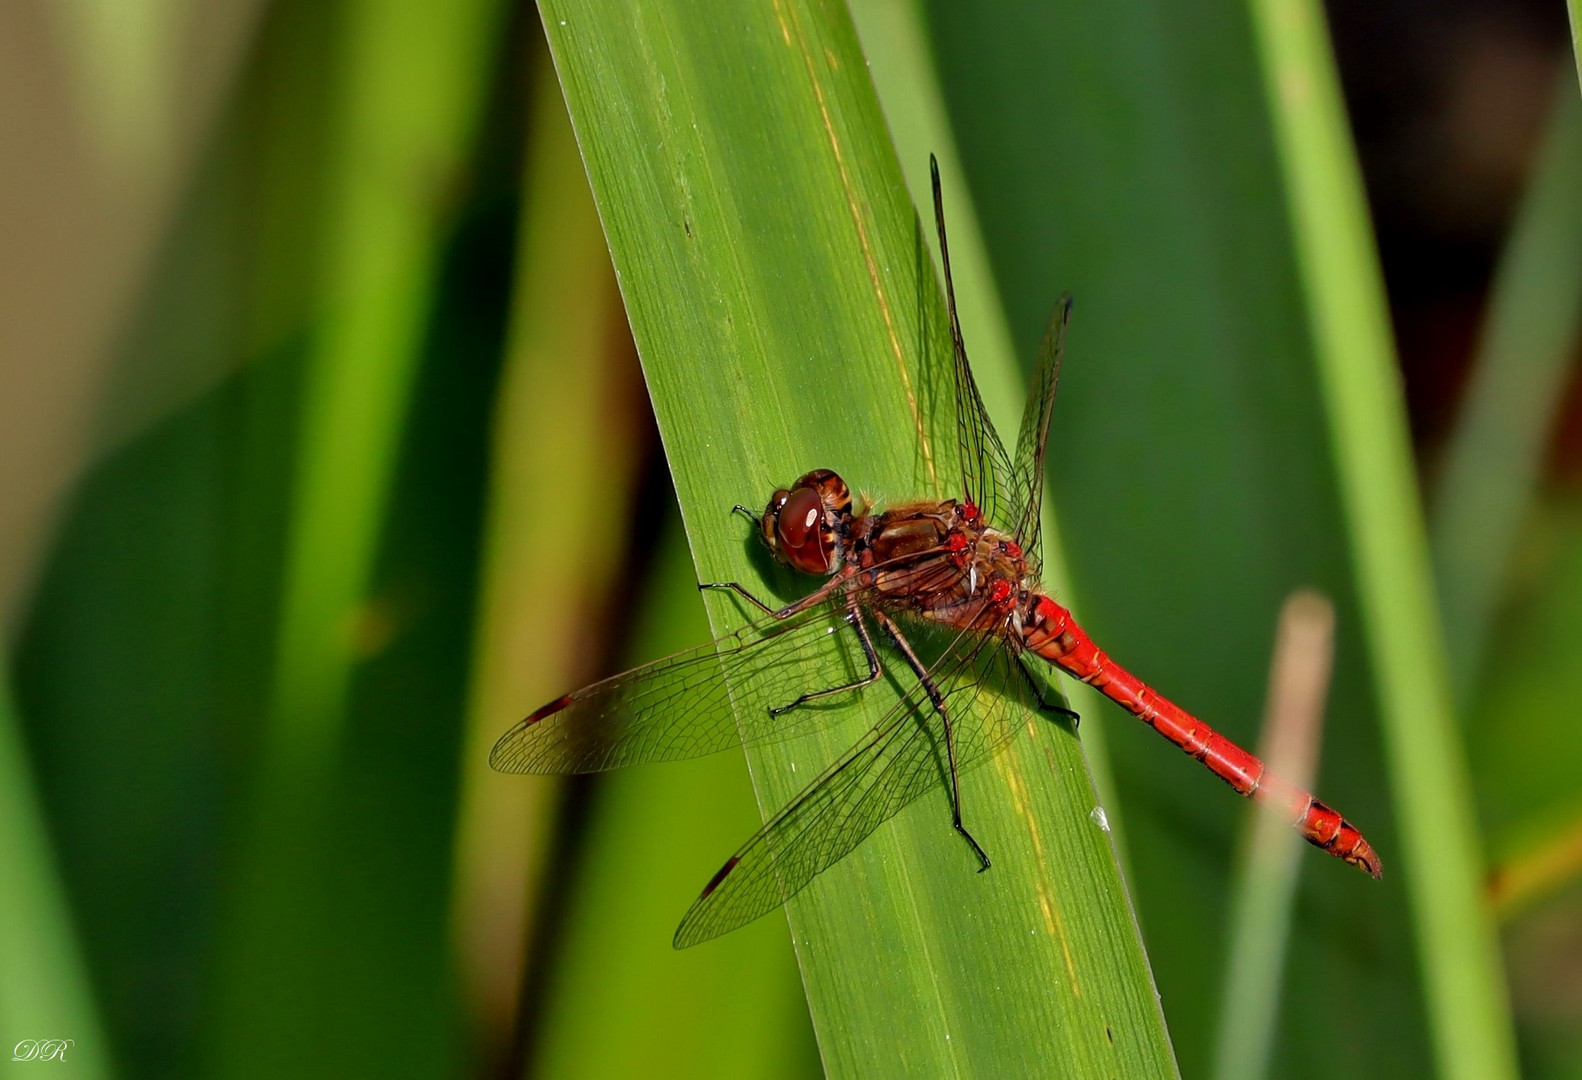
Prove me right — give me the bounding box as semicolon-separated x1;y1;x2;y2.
1022;594;1381;877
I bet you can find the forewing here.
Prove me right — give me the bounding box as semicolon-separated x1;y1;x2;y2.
929;156;1017;531
489;598;872;774
1008;296;1072;578
672;615;1044;948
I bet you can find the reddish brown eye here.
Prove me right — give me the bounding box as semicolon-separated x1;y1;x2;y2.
774;486;833;574
776;488;822;548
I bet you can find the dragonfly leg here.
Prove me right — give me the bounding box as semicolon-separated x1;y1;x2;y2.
698;580;778;616
1016;655;1079;728
875;611;992;873
700;572;853;621
769;603;882;716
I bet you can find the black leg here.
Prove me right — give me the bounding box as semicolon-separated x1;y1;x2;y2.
1017;656;1080;728
769;604;882;716
697;580;778;616
875;612;991;873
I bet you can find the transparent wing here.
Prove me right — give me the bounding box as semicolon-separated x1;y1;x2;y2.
489;596;872;774
930;156;1017;532
1008;295;1071;579
490;540;985;776
672;616;1044;948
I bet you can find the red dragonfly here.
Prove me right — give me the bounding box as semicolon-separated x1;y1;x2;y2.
492;156;1381;949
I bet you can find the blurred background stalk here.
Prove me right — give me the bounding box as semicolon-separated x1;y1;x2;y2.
1249;2;1517;1077
1431;72;1582;710
445;35;641;1066
1211;591;1335;1080
211;0;508;1074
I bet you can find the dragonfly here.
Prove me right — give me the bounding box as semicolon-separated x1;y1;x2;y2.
491;156;1381;950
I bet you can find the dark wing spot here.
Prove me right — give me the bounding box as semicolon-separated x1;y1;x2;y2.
489;694;576;772
526;693;574;725
699;856;740;900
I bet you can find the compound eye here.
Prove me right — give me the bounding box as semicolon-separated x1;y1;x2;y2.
776;487;824;551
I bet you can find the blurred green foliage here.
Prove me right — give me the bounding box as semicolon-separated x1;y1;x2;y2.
2;0;1579;1077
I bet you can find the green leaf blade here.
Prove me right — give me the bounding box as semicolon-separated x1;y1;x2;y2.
542;0;1177;1075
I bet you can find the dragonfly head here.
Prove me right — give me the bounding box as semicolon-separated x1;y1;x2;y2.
758;469;852;577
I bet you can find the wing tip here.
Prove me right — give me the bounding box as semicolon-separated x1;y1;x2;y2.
487;693;575;773
671;856;742;950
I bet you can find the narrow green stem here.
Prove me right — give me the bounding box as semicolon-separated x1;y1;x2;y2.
1247;4;1519;1079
